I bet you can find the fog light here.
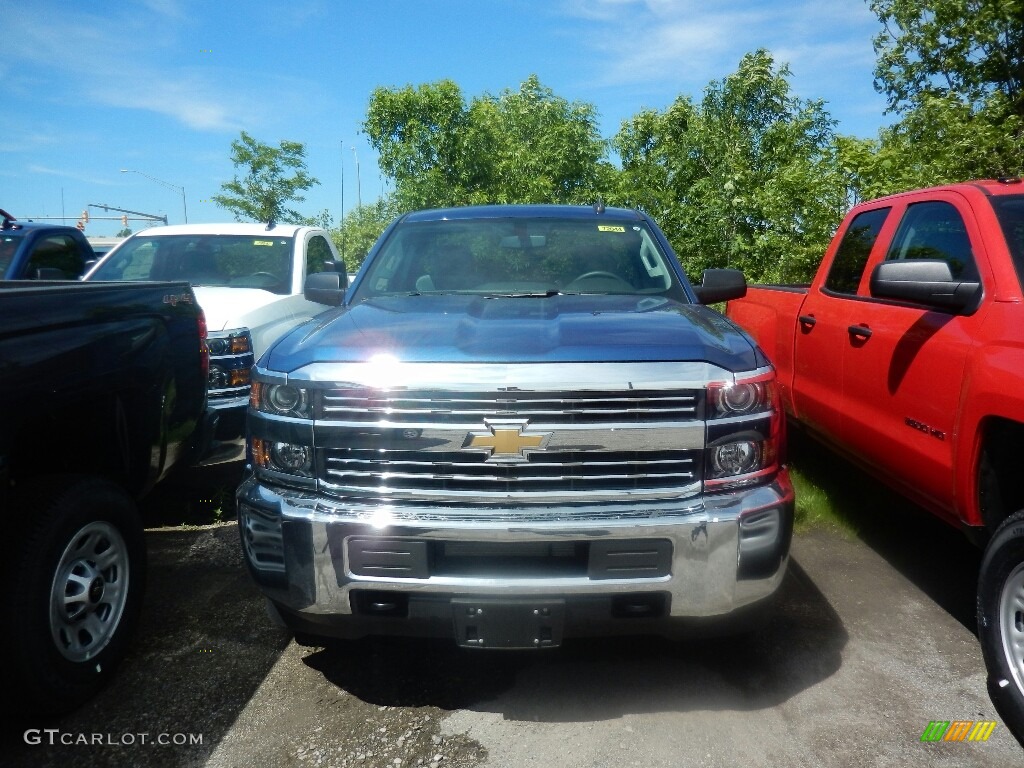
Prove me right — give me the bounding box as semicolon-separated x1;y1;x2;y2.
711;440;760;476
270;441;312;474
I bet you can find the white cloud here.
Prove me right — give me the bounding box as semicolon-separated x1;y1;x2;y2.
563;0;878;86
28;165;118;186
3;4;273;134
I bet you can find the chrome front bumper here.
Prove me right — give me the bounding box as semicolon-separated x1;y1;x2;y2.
237;471;793;642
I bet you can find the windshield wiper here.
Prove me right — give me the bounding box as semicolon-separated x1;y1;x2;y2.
482;290;563;298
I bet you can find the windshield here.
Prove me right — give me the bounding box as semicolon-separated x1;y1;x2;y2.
88;233;295;294
352;216;687;302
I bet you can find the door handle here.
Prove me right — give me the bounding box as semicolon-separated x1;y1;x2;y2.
847;324;872;340
798;315;816;328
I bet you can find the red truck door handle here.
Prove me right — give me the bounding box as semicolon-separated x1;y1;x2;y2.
798;315;816;327
848;324;872;340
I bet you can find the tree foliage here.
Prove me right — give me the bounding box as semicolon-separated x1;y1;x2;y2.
871;0;1023;117
364;75;609;210
212;131;319;224
332;197;400;272
864;0;1024;192
615;50;849;283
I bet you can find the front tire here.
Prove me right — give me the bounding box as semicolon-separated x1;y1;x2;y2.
1;477;145;716
977;509;1024;746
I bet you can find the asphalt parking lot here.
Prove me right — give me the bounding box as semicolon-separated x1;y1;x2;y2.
3;454;1022;768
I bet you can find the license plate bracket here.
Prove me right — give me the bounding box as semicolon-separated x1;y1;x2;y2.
451;598;565;649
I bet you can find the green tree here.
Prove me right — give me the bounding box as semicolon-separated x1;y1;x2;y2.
332;197;400;273
861;0;1024;192
212;131;319;224
615;50;849;283
364;75;610;210
871;0;1023;118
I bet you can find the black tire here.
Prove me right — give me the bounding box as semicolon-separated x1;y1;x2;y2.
0;477;146;716
977;509;1024;746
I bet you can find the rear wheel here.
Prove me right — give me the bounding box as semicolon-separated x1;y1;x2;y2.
977;509;1024;745
1;477;145;716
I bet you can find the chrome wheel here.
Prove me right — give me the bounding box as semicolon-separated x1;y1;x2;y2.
1000;560;1024;695
49;521;131;663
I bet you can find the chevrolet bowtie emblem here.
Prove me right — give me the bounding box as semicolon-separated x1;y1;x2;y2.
464;420;551;463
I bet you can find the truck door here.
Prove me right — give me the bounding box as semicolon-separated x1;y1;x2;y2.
840;196;985;522
792;206;892;446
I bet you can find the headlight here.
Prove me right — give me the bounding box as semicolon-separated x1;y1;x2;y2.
251;382;312;418
705;371;782;490
708;380;773;417
207;332;252;356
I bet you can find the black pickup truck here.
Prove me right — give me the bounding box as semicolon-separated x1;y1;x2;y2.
0;280;210;715
1;210;97;280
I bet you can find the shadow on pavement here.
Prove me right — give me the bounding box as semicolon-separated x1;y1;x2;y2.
301;556;846;722
787;429;982;633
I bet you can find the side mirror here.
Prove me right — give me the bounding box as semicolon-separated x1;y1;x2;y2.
869;260;980;312
693;268;747;304
304;271;348;306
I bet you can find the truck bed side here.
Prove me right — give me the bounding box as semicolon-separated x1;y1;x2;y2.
725;284;808;412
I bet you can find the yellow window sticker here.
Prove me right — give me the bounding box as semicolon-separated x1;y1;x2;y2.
598;225;625;233
253;240;274;246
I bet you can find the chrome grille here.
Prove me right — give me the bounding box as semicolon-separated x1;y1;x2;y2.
320;388;700;425
321;447;700;497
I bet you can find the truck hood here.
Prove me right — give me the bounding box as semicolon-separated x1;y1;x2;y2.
265;294;761;372
192;286;282;331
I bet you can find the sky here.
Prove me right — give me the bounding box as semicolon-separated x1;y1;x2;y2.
3;0;890;236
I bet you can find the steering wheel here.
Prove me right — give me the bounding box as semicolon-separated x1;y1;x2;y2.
565;271;634;291
573;271;621;282
233;271;280;288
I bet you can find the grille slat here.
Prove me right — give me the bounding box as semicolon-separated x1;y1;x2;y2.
320;389;699;425
322;449;699;494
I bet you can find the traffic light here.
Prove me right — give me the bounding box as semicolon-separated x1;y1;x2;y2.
121;215;129;227
81;209;89;223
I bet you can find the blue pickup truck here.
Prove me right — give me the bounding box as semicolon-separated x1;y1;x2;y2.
236;203;794;649
0;210;96;279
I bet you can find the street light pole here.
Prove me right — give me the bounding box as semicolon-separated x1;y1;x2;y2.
350;147;361;211
120;169;188;223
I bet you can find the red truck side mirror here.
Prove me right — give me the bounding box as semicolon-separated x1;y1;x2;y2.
869;260;981;313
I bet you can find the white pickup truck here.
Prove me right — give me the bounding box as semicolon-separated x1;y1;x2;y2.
84;223;342;462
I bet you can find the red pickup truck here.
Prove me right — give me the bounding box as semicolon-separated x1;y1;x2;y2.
725;178;1024;739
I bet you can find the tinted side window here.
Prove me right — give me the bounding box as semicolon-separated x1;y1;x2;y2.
26;235;85;279
825;208;891;294
886;201;977;280
991;194;1024;289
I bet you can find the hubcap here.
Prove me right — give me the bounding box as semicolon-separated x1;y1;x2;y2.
49;521;130;663
999;561;1024;695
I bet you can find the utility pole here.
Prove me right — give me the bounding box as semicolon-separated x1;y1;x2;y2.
340;139;346;263
351;146;361;211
